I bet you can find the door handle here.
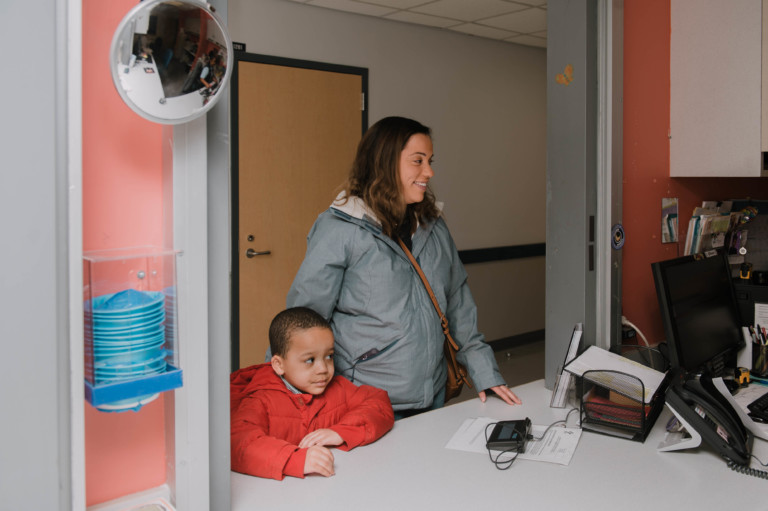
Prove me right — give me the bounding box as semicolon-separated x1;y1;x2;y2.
246;248;271;258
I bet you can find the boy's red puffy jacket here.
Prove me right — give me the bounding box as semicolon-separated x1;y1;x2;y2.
230;363;394;480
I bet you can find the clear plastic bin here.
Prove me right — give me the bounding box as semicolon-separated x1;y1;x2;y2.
83;247;183;412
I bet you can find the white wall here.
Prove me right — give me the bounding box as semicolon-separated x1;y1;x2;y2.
1;0;73;509
226;0;546;340
206;3;231;510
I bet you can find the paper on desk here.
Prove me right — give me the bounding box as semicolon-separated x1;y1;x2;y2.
444;417;582;466
755;303;768;327
712;378;768;441
445;417;491;453
564;346;665;403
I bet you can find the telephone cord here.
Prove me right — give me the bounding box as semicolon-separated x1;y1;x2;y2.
726;456;768;479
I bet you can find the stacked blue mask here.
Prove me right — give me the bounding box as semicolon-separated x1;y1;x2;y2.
86;288;167;411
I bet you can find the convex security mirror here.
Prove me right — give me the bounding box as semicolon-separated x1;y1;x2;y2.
110;0;233;124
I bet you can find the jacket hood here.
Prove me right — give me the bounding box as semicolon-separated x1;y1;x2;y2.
331;192;376;221
230;363;298;413
330;192;443;238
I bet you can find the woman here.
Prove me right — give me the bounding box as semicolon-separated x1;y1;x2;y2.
287;116;521;416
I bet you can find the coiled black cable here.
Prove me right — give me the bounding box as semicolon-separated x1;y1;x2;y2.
484;422;519;470
725;456;768;479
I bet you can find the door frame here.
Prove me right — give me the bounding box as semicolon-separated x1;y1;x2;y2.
230;52;368;370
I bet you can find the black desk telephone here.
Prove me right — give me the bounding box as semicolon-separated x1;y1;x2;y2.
665;373;768;479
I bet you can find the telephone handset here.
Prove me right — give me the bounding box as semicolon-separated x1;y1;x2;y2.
666;375;751;465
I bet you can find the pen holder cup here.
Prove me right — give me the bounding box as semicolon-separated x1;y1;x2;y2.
752;343;768;378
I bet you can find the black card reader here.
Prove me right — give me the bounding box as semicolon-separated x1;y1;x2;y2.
486;418;532;453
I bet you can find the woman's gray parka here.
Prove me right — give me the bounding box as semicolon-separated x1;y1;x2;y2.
287;194;506;410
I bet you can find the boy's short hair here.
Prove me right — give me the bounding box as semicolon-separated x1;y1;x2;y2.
269;307;331;357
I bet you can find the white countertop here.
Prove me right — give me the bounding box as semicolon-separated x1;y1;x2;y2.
231;379;768;510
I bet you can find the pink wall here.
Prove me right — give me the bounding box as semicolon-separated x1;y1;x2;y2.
83;0;168;505
622;0;768;345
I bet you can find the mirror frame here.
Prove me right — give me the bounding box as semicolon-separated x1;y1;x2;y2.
110;0;233;125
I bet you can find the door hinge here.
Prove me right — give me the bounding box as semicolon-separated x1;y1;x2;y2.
361;92;365;111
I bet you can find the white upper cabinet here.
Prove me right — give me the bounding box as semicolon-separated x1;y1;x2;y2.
671;0;766;177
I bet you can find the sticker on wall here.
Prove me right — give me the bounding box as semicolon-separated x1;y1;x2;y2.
611;223;625;250
661;198;679;243
556;64;574;86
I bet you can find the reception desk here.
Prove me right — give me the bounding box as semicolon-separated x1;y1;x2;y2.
231;379;768;510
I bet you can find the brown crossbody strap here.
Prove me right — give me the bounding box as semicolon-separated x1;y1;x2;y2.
397;238;460;352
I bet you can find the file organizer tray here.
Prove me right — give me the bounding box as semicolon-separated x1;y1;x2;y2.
579;369;672;442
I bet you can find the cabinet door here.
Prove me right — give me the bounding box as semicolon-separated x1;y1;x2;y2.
670;0;764;177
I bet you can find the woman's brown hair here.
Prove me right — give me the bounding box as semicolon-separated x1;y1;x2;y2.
342;116;440;238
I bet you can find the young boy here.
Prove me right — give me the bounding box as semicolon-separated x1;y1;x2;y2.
230;307;394;480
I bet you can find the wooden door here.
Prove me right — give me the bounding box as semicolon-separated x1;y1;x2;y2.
234;57;365;369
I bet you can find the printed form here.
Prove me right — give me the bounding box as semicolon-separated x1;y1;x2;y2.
445;417;582;466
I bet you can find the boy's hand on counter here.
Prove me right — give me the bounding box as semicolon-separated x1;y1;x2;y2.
299;428;343;448
304;445;335;477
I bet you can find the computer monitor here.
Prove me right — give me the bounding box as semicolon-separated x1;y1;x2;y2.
651;252;744;376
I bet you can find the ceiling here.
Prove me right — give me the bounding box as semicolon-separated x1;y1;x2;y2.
282;0;548;48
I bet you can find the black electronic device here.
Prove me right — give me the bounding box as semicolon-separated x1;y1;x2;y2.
652;252;745;377
485;418;531;453
666;374;754;469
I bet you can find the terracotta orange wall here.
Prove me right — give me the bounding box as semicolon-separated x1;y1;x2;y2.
83;0;167;505
622;0;768;345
